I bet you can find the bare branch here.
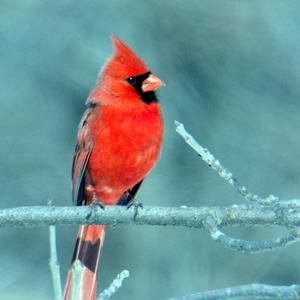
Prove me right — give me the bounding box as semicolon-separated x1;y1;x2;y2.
0;202;299;228
203;216;300;253
172;121;300;297
174;121;300;252
169;283;300;300
49;226;63;300
97;270;130;300
1;203;299;253
175;121;278;206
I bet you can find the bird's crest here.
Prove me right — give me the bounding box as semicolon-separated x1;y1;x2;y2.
103;35;149;78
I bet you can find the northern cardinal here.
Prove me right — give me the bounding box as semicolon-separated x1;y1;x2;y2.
63;35;164;300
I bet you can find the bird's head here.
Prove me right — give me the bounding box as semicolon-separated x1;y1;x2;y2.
89;35;164;106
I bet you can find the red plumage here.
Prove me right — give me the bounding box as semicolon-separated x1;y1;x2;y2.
64;35;164;300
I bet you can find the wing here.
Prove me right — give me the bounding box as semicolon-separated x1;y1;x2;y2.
117;180;144;206
72;105;95;206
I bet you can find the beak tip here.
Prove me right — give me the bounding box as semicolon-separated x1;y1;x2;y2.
141;74;165;92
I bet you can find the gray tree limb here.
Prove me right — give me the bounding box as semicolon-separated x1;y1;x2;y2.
0;201;300;228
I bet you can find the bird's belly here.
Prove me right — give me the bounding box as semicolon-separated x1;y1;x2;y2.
87;127;162;204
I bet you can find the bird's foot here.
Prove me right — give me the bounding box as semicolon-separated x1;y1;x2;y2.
91;194;105;209
86;195;105;220
126;202;143;221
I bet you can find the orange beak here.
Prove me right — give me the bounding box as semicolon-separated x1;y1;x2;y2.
141;74;165;93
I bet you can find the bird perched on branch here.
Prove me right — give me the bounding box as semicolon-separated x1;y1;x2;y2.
63;35;164;300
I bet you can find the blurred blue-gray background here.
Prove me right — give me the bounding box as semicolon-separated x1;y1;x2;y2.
1;1;300;299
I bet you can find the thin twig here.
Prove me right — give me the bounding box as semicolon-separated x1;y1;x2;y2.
203;216;300;253
168;283;300;300
49;225;63;300
97;270;130;300
175;121;278;206
71;260;84;300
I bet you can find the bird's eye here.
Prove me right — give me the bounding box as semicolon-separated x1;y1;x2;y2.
126;76;136;85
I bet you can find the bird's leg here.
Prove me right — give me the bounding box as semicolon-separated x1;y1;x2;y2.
90;193;105;209
86;193;105;220
127;200;143;221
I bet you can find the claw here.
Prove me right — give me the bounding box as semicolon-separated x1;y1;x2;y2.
127;202;143;221
91;194;105;209
86;194;105;220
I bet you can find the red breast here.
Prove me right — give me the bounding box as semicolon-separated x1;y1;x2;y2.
87;104;163;204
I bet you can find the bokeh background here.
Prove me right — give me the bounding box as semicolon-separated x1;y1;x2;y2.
1;1;300;299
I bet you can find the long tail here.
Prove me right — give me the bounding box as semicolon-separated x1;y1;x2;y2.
63;225;106;300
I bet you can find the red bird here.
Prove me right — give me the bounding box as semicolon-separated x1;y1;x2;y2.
63;36;164;300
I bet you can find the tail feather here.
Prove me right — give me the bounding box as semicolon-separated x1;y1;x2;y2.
64;225;106;300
